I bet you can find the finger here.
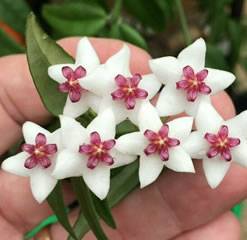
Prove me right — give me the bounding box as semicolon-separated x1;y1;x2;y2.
0;38;152;235
172;211;240;240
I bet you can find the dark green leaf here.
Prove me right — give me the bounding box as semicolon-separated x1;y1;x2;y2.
228;20;243;67
68;161;139;240
92;195;116;229
119;23;148;50
42;2;107;38
116;120;139;138
123;0;166;31
205;43;230;71
47;181;78;240
0;0;30;34
0;28;25;56
26;13;75;116
155;0;177;19
71;177;109;240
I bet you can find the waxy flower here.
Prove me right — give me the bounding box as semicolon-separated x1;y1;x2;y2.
79;45;161;124
48;37;101;118
115;102;195;188
149;38;235;116
52;109;136;199
183;102;247;188
1;122;61;203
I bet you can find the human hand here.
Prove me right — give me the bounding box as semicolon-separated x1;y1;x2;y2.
0;38;243;239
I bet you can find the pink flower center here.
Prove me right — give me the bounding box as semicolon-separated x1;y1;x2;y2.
144;124;180;161
111;74;148;110
21;133;58;169
79;131;116;169
58;66;88;103
176;65;211;102
204;125;240;161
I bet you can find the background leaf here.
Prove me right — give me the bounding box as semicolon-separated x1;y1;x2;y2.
0;28;25;56
26;12;75;116
0;0;30;34
42;2;107;38
123;0;166;31
47;181;78;240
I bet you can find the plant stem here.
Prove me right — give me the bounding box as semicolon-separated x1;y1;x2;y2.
109;0;123;24
175;0;191;46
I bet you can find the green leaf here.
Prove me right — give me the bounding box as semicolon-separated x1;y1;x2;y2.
123;0;166;31
155;0;177;19
71;177;109;240
26;12;75;116
68;161;139;240
119;23;148;50
42;2;107;38
47;181;78;240
205;43;230;71
0;0;30;34
116;120;139;138
0;28;25;56
92;195;116;229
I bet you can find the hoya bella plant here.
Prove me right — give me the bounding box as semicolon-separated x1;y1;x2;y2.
1;13;247;240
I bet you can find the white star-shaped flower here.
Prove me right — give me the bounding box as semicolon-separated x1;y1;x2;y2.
1;122;61;203
79;44;161;124
48;37;101;118
115;102;195;188
52;109;136;200
183;102;247;188
149;38;235;116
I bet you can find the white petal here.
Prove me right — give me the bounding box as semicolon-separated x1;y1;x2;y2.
205;68;235;95
105;44;131;76
23;122;50;144
231;140;247;168
225;110;247;138
63;95;89;118
82;163;110;200
138;74;161;99
126;100;143;125
1;152;30;177
115;132;147;155
48;64;75;83
139;154;164;188
149;57;182;85
86;108;116;139
75;37;100;72
184;95;211;116
138;101;162;132
164;147;195;173
178;38;206;71
86;93;101;113
167;117;193;142
60;115;86;151
202;156;231;189
99;97;127;124
156;85;186;116
46;129;62;153
182;131;208;159
195;102;223;134
52;149;84;179
30;168;57;203
110;149;137;168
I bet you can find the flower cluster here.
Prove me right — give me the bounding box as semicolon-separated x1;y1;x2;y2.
2;37;247;203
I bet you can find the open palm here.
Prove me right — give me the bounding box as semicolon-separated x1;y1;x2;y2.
0;38;244;240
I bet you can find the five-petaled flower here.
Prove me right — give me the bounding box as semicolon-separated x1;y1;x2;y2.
48;37;101;118
79;44;161;124
116;102;195;188
183;102;247;188
52;109;136;199
149;38;235;116
1;122;61;203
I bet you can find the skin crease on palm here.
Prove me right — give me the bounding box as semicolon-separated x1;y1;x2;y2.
0;37;244;240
